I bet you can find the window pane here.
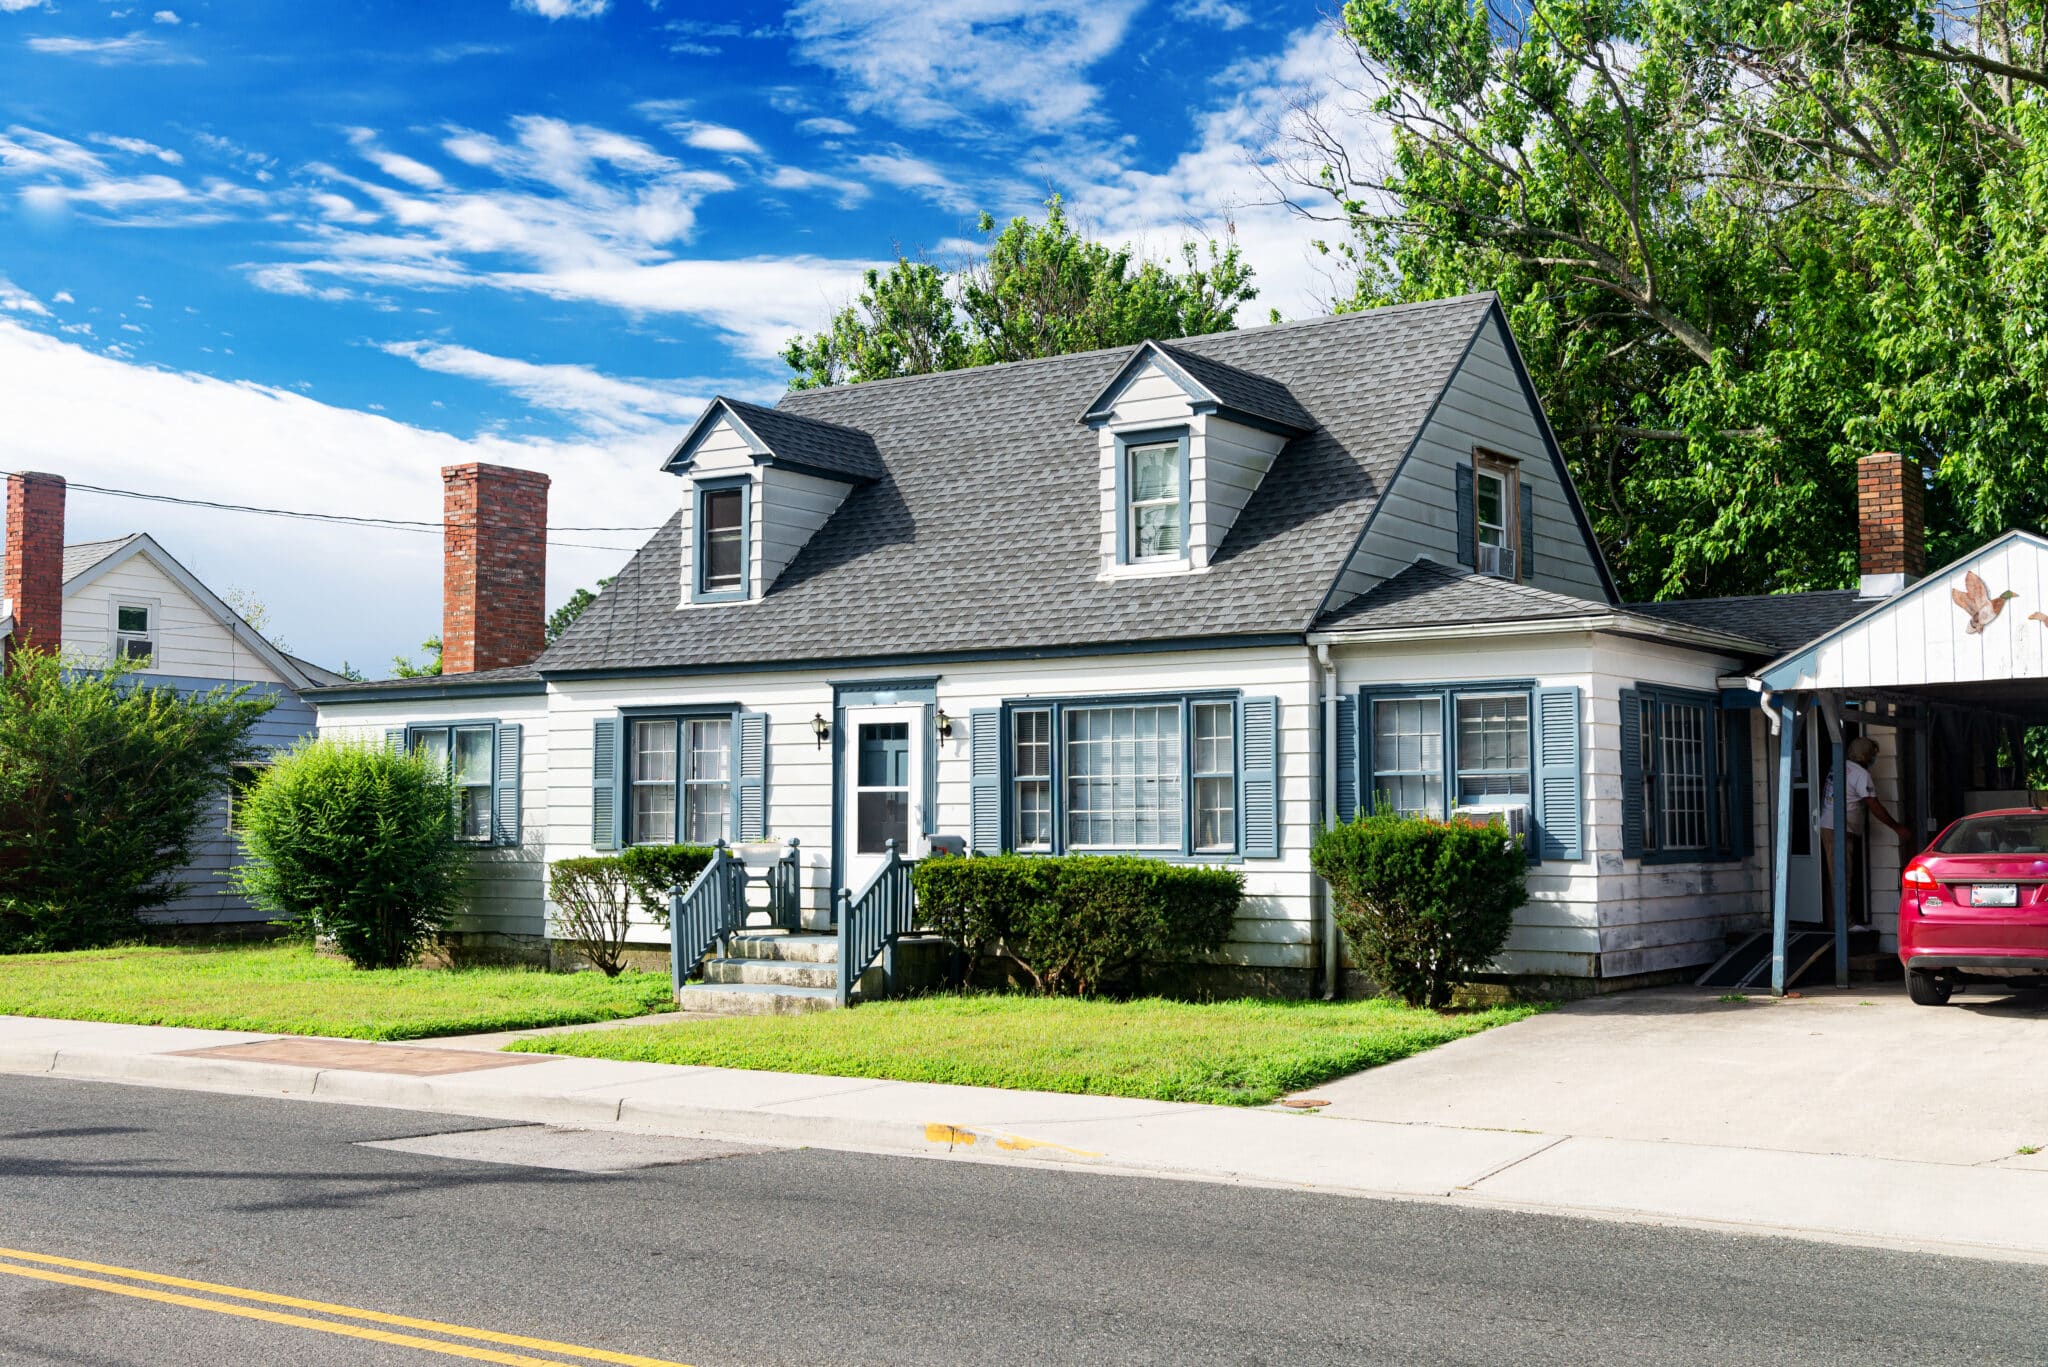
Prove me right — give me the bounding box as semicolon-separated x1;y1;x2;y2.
1132;503;1181;558
634;785;676;845
1476;471;1505;536
703;489;743;589
635;721;677;781
1371;697;1444;816
1454;695;1531;805
454;727;494;786
682;784;727;844
1192;701;1233;775
1660;702;1710;850
117;605;149;633
457;786;492;841
1194;775;1235;852
857;722;910;788
1064;704;1181;849
1129;444;1178;501
684;719;729;782
856;791;909;853
414;730;450;771
703;488;743;532
1014;778;1051;851
1013;709;1050;778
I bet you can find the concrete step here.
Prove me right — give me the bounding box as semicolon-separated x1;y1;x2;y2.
725;931;839;964
701;957;838;990
674;982;839;1015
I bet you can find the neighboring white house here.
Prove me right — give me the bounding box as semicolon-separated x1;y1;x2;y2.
0;474;347;925
310;293;1874;1000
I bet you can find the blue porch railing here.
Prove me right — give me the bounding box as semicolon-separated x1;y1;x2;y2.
668;839;803;997
834;840;919;1006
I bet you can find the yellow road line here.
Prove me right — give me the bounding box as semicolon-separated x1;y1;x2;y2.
0;1248;691;1367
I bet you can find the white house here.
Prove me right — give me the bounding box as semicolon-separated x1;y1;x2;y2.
0;472;347;925
310;294;1878;1005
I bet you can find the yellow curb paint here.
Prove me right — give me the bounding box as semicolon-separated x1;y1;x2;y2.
922;1123;1098;1158
0;1248;690;1367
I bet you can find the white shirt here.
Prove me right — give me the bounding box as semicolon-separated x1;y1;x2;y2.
1818;760;1875;835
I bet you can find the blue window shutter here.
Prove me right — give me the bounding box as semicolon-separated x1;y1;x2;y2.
1533;688;1581;862
1455;463;1476;568
1333;695;1358;824
492;723;522;848
1728;710;1754;856
1519;480;1535;582
591;715;622;851
735;711;768;841
1241;696;1280;858
969;709;1002;854
923;702;940;836
385;727;405;753
1619;688;1645;859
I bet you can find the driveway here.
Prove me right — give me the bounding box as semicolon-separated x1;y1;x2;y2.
1297;981;2048;1167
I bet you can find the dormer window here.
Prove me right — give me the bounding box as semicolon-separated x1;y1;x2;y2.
692;478;750;602
1118;431;1189;564
1463;450;1525;581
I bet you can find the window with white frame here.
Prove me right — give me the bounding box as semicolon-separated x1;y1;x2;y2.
1066;703;1183;849
1368;687;1534;820
1003;695;1243;856
1012;707;1053;852
1454;695;1532;806
1125;439;1183;561
629;715;732;844
412;724;495;842
1370;696;1444;817
114;602;154;663
696;484;746;597
1190;700;1236;853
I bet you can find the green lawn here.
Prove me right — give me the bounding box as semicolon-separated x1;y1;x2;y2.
0;944;675;1040
507;994;1543;1106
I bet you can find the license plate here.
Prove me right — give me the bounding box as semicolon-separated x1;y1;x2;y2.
1973;884;2019;907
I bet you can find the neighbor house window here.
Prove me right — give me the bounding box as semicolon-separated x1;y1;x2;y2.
1123;436;1185;562
226;762;266;834
1472;452;1518;580
693;480;749;599
411;724;495;842
1004;694;1241;856
1367;687;1534;820
629;715;732;844
114;602;154;663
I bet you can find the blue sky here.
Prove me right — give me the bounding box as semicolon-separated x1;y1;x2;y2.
0;0;1370;672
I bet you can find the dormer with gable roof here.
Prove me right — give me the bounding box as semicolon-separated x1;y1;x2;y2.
662;397;885;605
1081;339;1314;578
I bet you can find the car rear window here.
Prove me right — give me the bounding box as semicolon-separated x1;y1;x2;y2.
1935;815;2048;855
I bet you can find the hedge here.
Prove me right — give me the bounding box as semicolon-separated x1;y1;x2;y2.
616;844;717;927
912;854;1241;996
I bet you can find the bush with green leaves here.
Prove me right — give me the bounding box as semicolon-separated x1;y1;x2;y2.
548;856;636;977
0;649;273;953
233;737;468;969
913;854;1242;996
617;844;717;927
1310;811;1528;1008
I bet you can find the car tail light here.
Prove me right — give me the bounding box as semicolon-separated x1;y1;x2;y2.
1902;862;1940;892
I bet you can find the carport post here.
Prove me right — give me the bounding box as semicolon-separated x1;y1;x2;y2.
1771;701;1796;996
1831;724;1851;988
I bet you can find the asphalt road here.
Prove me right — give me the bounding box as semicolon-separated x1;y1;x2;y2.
1;1073;2044;1367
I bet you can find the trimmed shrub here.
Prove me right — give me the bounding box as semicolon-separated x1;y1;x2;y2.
912;854;1242;997
1310;811;1527;1008
233;737;467;970
0;649;273;953
617;844;717;927
549;856;635;977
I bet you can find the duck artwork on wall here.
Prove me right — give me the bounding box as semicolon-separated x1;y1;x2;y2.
1953;570;2019;634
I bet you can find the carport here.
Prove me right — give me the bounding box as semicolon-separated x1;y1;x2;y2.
1745;530;2048;994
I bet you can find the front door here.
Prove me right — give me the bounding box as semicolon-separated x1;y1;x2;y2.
840;704;925;895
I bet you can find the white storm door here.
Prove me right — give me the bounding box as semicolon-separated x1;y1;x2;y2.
840;704;925;894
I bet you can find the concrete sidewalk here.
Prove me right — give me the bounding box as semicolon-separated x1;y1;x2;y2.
5;1010;2047;1264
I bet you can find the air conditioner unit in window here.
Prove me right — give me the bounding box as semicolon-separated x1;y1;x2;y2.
1451;803;1530;845
1476;543;1517;580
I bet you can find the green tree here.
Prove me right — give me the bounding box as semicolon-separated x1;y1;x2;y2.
545;578;613;647
782;196;1260;388
0;649;274;952
1290;0;2048;597
391;635;442;678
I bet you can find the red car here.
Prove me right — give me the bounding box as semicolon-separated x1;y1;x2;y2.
1900;807;2048;1005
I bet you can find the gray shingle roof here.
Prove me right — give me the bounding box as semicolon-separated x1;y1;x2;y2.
1627;590;1867;655
300;663;543;699
62;536;140;581
1313;558;1618;632
542;294;1502;673
1153;343;1316;433
667;397;889;484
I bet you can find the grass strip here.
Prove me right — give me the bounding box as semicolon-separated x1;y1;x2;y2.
508;993;1543;1106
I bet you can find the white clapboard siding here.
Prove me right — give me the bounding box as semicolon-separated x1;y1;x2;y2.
317;694;551;941
1190;419;1287;570
545;645;1324;972
758;466;854;589
1328;314;1611;608
64;551;289;685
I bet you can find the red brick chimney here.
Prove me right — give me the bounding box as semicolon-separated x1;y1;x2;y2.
441;463;549;674
1857;452;1925;599
5;471;65;659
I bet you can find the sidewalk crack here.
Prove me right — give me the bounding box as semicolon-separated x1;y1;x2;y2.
1454;1134;1569;1191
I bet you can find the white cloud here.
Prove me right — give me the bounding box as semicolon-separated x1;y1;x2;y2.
787;0;1144;133
512;0;609;17
345;129;446;190
0;316;673;670
796;116;858;138
152;8;179;23
670;122;764;156
0;277;50;315
51;290;73;303
25;31;191;62
380;340;711;437
89;133;183;164
765;164;869;207
310;190;377;224
1174;0;1250;29
851;150;970;211
1;0;51;11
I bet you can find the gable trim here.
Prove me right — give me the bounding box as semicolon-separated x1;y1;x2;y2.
1081;341;1211;426
662;398;771;476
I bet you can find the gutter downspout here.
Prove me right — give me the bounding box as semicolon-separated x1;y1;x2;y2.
1317;640;1339;1000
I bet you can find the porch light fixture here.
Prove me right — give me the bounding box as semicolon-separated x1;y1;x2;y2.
934;707;954;741
811;712;831;748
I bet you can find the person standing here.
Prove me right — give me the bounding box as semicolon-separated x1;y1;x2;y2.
1818;736;1910;926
